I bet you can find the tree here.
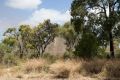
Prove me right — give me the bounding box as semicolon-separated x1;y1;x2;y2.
19;25;33;55
3;27;33;58
71;0;120;58
3;28;18;53
3;37;16;50
59;22;77;52
74;32;98;58
2;20;59;58
32;20;58;57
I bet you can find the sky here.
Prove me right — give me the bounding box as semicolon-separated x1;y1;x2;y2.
0;0;72;41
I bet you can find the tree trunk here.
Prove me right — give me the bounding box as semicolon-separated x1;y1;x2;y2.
109;32;115;58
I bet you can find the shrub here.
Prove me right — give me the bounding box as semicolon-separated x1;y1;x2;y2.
63;52;74;59
2;53;19;66
97;48;107;58
0;51;4;63
81;59;106;75
115;50;120;58
105;60;120;78
74;33;99;58
43;53;57;63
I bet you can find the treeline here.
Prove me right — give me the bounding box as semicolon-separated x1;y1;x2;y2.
0;19;120;60
0;20;76;59
0;20;58;58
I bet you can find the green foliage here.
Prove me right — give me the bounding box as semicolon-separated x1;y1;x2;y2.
97;47;107;58
74;33;98;58
59;22;77;52
63;51;74;59
2;53;19;66
71;0;120;58
42;53;57;63
2;20;59;58
115;49;120;58
3;37;16;48
32;20;58;56
0;43;6;62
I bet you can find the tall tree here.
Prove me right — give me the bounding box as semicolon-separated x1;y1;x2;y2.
33;20;58;56
19;25;33;54
71;0;120;58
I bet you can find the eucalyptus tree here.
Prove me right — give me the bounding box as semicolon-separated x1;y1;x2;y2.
71;0;120;58
3;26;33;58
60;22;77;52
33;20;58;56
3;28;18;41
19;25;33;54
3;28;18;53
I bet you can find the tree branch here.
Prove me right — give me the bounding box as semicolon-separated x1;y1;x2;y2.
101;0;108;19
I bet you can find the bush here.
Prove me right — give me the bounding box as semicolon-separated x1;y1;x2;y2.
63;52;74;59
97;47;107;58
2;53;19;66
43;53;57;63
74;33;99;58
105;60;120;78
115;49;120;58
81;60;106;75
25;52;37;59
0;51;4;63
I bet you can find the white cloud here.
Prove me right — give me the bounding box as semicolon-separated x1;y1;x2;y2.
5;0;42;9
21;8;71;26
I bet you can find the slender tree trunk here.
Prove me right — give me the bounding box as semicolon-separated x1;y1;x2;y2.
109;32;115;58
37;47;41;57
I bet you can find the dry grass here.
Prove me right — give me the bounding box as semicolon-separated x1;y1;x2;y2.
0;69;5;76
1;58;120;80
49;59;82;78
23;58;49;73
81;59;106;75
104;60;120;78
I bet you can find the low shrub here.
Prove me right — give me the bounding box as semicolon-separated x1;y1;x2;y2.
105;60;120;78
81;59;106;75
2;53;19;66
63;52;74;59
42;53;58;63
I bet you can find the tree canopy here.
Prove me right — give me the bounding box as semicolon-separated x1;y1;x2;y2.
71;0;120;58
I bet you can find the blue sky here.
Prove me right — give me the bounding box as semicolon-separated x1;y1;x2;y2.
0;0;72;41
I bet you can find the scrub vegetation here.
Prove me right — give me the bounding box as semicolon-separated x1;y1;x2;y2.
0;0;120;80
